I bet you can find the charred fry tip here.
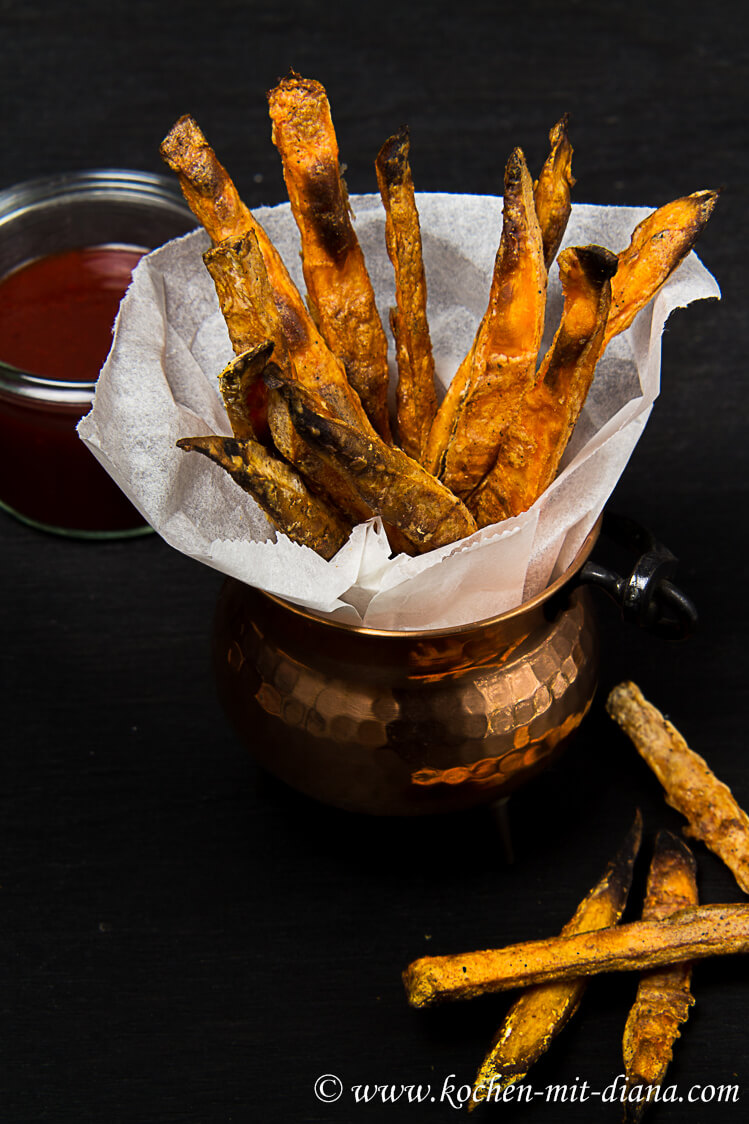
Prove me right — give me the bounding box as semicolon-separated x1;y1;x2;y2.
560;243;619;285
176;434;243;457
607;808;644;888
261;363;285;391
159;113;204;156
695;187;721;215
230;338;275;363
505;146;529;188
376;126;411;175
277;380;330;432
202;227;258;264
220;339;276;382
547;113;572;149
652;828;699;873
268;71;327;103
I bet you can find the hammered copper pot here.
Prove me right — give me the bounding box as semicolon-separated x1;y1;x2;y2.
213;523;604;816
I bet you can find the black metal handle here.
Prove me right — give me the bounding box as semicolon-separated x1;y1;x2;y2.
578;513;697;641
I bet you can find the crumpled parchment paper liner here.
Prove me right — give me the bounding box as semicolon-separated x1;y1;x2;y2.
78;193;719;631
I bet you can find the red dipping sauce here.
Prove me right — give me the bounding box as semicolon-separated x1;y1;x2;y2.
0;245;143;381
0;168;196;536
0;244;147;535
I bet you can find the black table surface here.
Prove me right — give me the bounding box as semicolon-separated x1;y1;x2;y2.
2;2;748;1121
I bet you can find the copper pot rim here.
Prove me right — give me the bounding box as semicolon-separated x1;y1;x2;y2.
257;514;602;640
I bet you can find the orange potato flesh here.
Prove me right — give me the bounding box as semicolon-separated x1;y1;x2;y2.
469;243;617;527
469;812;642;1109
423;148;546;499
268;73;392;441
622;832;698;1124
375;127;438;463
533;114;575;270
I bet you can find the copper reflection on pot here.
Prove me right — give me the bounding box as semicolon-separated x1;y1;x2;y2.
213;522;601;815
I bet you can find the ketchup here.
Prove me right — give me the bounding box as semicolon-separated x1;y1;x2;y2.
0;245;144;381
0;244;147;533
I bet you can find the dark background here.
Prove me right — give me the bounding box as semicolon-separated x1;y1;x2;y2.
2;1;748;1120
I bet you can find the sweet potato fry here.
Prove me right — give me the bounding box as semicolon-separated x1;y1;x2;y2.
534;114;575;270
375;127;438;463
274;377;477;553
622;832;698;1124
217;341;274;444
159;114;255;245
402;903;749;1008
469;244;617;527
175;434;351;559
469;811;642;1109
204;232;375;435
604;189;719;347
423;148;546;499
268;73;392;440
606;681;749;895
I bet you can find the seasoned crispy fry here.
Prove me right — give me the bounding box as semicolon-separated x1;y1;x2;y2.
275;377;477;553
375;127;437;463
402;904;749;1008
606;681;749;895
204;232;375;435
218;341;274;443
266;390;374;527
534;114;575;270
622;832;698;1124
604;189;719;347
423;148;546;498
203;236;290;363
175;434;350;559
268;73;392;440
469;244;617;527
469;811;642;1109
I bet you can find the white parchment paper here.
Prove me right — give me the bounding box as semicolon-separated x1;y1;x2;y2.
78;194;719;630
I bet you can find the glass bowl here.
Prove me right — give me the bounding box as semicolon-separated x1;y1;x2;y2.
0;170;195;537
